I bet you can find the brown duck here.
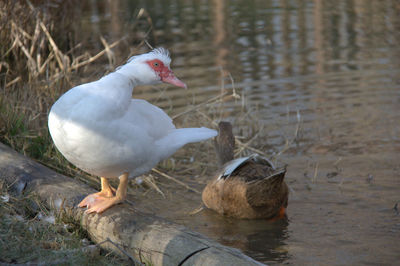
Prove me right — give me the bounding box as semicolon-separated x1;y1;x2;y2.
202;121;288;219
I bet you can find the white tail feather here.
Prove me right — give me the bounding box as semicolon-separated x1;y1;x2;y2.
156;127;217;159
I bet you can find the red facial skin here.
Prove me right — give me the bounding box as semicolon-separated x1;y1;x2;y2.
146;59;187;88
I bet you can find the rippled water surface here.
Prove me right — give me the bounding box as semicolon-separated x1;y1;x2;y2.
76;1;400;264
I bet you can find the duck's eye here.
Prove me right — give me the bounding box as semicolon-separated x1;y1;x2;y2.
153;62;159;67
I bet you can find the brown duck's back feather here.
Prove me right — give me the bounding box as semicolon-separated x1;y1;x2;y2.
245;169;288;208
228;160;276;182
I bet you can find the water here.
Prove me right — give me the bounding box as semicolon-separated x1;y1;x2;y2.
76;0;400;264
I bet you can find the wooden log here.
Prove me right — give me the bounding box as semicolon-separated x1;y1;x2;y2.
0;143;264;266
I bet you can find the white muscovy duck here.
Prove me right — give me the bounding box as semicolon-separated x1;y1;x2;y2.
48;48;217;214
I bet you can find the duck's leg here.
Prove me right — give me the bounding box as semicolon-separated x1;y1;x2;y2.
78;177;115;208
99;177;117;196
78;173;128;214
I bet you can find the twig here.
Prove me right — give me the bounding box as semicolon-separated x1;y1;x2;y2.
3;36;18;57
151;168;201;194
144;39;153;49
227;72;240;99
69;37;125;71
38;51;55;74
333;157;342;166
144;174;166;198
39;21;65;71
273;138;290;158
100;36;115;68
5;76;21;88
11;20;33;40
273;108;302;159
29;20;40;56
12;31;37;75
235;138;270;158
196;110;217;126
188;205;204;216
234;125;264;156
172;91;230;119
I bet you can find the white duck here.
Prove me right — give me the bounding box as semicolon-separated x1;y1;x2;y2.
48;48;217;214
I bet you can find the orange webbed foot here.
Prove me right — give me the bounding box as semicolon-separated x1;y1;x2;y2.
78;174;128;214
84;195;123;214
78;192;107;208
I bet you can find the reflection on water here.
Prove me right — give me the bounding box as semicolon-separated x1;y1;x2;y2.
187;209;289;263
74;0;400;264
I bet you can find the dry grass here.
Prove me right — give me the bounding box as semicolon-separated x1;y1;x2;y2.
0;0;288;184
0;180;128;265
0;0;298;263
0;0;221;186
0;1;140;263
0;0;126;188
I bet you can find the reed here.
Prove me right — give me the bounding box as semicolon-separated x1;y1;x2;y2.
0;0;123;187
0;0;219;192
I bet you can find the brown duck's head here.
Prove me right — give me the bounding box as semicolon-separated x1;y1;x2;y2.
214;121;235;167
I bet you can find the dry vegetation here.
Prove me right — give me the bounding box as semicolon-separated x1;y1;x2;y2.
1;0;90;180
0;0;258;188
0;0;222;263
0;1;134;263
0;0;238;181
0;1;148;263
0;179;130;265
0;0;141;188
0;0;294;263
